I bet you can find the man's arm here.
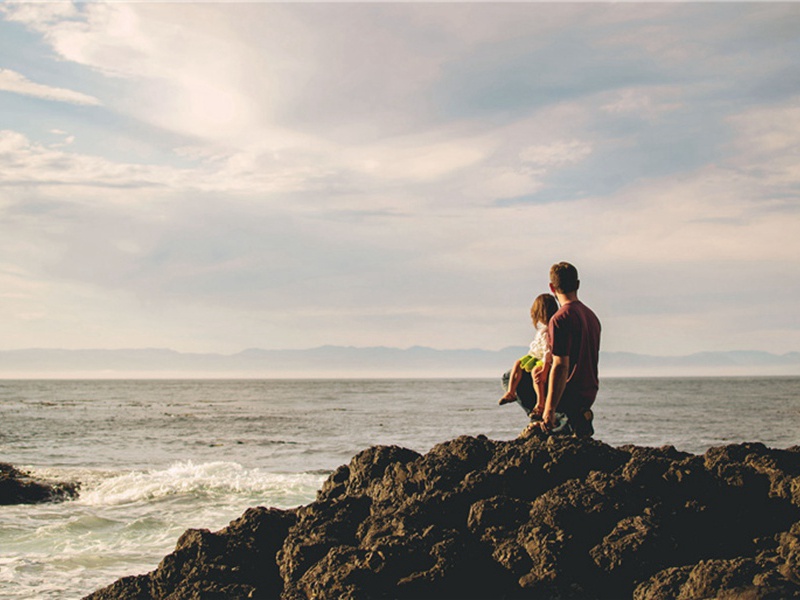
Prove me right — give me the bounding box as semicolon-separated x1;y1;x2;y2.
542;354;569;429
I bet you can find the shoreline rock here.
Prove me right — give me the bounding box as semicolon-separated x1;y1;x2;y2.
0;462;79;505
85;436;800;599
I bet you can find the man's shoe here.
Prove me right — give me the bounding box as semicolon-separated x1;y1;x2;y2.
550;412;570;434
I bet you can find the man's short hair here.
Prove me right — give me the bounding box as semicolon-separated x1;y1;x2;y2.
550;262;579;294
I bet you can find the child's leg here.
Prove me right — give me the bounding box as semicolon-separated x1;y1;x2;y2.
499;360;523;404
508;360;523;394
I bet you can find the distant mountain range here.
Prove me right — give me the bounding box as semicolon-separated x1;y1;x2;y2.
0;347;798;378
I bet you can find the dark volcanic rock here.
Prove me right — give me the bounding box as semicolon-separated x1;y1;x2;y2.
86;507;296;600
85;437;800;599
0;462;79;504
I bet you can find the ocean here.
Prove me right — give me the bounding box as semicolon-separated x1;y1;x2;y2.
1;377;798;599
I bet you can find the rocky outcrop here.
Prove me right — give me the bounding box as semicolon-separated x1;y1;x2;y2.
85;436;800;599
0;462;79;504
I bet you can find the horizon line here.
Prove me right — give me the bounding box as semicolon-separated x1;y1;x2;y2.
0;346;798;358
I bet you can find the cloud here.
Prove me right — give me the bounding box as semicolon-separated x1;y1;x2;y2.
600;86;684;117
519;140;593;168
0;129;184;190
1;3;800;356
727;102;800;188
571;97;800;264
0;68;100;105
0;1;78;26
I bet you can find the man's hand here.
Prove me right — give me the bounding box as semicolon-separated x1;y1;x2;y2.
540;407;555;432
544;354;570;429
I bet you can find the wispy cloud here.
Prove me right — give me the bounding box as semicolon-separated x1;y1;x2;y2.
0;68;101;106
0;2;799;356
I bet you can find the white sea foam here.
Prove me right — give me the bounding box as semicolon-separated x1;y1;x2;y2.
2;462;326;600
75;461;325;507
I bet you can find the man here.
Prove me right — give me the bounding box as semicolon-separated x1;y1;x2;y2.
538;262;601;437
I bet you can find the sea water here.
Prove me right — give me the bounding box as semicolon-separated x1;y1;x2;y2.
0;377;798;599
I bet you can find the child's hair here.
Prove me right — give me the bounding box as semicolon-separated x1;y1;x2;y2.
530;293;559;326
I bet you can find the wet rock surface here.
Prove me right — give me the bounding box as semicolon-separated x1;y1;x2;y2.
0;462;79;505
85;436;800;599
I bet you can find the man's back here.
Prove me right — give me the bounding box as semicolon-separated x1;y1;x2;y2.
548;300;601;411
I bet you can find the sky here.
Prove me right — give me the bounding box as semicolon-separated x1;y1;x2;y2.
0;2;799;357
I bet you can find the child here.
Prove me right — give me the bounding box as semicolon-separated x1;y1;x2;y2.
499;293;559;417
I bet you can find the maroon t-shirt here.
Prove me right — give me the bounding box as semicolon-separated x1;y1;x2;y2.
548;300;601;411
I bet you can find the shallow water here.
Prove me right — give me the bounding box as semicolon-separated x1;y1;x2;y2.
0;377;798;599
